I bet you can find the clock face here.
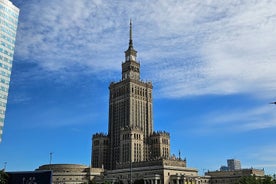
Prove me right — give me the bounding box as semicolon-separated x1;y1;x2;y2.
130;55;135;61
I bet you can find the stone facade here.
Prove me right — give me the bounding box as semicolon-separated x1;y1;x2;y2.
37;164;103;184
36;163;265;184
150;131;170;159
92;21;169;170
95;159;198;184
88;22;266;184
92;133;110;169
205;169;265;184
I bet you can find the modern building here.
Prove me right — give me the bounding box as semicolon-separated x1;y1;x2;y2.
0;0;19;142
227;159;241;171
219;159;241;171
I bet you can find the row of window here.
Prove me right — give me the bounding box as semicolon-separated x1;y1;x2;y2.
93;139;109;146
0;93;7;100
133;143;142;162
0;101;6;108
0;17;17;32
110;85;152;99
55;177;87;181
0;61;12;71
162;147;169;158
111;100;129;127
131;99;152;129
0;69;11;78
0;4;19;19
122;133;130;140
132;86;151;98
0;77;9;85
1;41;15;52
162;138;169;145
0;11;18;24
122;133;142;140
0;85;8;92
0;109;5;115
121;143;130;162
1;34;15;45
0;45;14;58
1;26;16;38
0;54;13;65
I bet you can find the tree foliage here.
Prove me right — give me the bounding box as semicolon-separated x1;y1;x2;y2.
0;170;8;184
236;175;276;184
133;179;144;184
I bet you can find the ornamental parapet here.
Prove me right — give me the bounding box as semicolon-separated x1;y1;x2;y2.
116;158;186;169
92;133;108;139
152;131;170;137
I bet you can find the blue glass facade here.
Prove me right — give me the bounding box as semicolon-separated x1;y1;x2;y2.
0;0;19;142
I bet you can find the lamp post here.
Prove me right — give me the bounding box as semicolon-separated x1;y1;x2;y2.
49;152;53;165
3;162;7;170
49;152;53;171
270;102;276;105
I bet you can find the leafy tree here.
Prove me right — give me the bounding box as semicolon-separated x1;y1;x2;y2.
133;179;144;184
104;181;111;184
0;170;8;184
236;175;276;184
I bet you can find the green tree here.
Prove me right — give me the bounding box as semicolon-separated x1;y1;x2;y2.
133;179;144;184
0;170;8;184
236;175;276;184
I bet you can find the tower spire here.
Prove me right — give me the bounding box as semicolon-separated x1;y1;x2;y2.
129;19;133;48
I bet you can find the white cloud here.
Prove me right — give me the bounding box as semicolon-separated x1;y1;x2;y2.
196;105;276;133
14;0;276;98
243;145;276;174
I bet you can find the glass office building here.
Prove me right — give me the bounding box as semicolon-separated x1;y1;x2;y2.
0;0;19;142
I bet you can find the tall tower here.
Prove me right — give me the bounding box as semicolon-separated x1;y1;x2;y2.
0;0;19;142
108;21;153;169
92;21;170;170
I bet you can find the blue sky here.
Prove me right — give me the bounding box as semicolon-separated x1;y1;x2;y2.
1;0;276;175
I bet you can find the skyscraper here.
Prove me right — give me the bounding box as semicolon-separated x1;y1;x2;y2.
92;21;170;170
0;0;19;142
227;159;241;171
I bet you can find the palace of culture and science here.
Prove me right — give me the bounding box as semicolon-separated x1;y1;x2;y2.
89;21;202;184
92;21;170;171
36;22;265;184
89;22;264;184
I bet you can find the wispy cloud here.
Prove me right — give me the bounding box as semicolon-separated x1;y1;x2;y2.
14;0;276;98
242;145;276;174
195;105;276;133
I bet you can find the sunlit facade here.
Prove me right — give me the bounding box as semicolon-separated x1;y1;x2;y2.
0;0;19;142
92;21;171;171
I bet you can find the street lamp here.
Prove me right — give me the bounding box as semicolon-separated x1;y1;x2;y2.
3;162;7;170
270;102;276;105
